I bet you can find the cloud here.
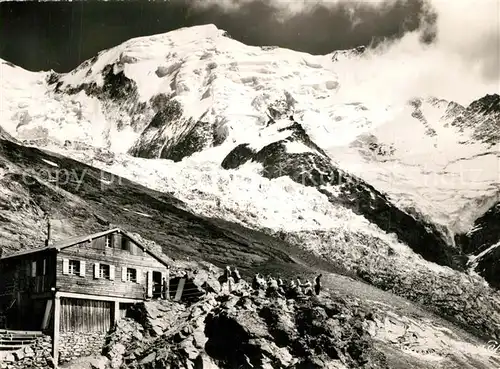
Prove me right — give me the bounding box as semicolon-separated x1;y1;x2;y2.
186;0;499;104
189;0;406;14
427;0;500;81
352;0;500;105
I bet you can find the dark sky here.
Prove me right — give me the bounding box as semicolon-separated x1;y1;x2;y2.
0;0;427;73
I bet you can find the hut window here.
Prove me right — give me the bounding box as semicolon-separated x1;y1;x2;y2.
31;261;37;277
36;259;46;276
68;260;81;275
121;237;129;251
99;264;110;279
126;268;137;283
105;235;112;248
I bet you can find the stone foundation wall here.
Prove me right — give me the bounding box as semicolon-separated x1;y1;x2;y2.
0;335;54;369
59;331;107;364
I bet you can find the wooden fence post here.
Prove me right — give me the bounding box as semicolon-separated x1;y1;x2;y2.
174;278;186;301
165;269;170;300
113;301;120;325
146;271;153;299
41;300;53;331
52;295;61;366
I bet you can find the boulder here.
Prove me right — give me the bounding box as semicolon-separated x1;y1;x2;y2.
23;346;35;358
193;354;219;369
13;350;24;361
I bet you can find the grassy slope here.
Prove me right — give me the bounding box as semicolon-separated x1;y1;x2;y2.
0;139;337;276
1;139;499;368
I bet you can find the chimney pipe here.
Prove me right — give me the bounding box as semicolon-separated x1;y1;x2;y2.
45;218;52;246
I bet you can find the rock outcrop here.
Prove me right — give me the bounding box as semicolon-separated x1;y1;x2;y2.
104;292;388;369
457;202;500;288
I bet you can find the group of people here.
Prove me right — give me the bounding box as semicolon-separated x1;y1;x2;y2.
252;273;322;299
219;266;243;290
219;265;323;299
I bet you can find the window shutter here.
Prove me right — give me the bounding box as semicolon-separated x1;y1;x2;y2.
121;267;127;282
42;259;47;276
79;261;86;277
94;263;100;279
31;261;37;277
113;233;122;249
62;259;69;275
94;237;105;250
136;268;142;284
146;270;153;298
110;265;116;281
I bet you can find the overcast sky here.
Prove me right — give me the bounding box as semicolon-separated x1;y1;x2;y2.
0;0;427;72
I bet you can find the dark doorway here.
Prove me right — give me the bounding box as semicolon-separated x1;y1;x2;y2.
152;271;162;299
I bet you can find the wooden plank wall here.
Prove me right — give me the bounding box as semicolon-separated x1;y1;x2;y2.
0;251;55;297
0;251;56;330
57;232;169;300
60;298;111;332
0;262;18;297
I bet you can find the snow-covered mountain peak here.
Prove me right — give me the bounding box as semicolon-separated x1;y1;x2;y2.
58;24;229;101
56;23;331;107
6;23;345;158
1;25;500;286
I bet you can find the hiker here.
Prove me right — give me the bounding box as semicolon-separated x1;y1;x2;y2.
259;274;268;289
295;278;304;296
232;267;241;283
252;273;261;290
227;274;235;294
277;277;286;295
254;273;267;297
296;278;303;291
230;267;244;293
218;266;232;292
252;273;265;289
314;274;322;296
219;266;231;284
293;281;304;298
278;277;285;288
224;266;233;293
267;276;282;297
268;276;279;291
286;280;297;298
302;280;313;296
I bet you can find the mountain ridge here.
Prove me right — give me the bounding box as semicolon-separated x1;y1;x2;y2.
1;25;500;364
1;137;500;369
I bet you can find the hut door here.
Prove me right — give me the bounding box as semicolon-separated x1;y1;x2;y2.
152;271;162;298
